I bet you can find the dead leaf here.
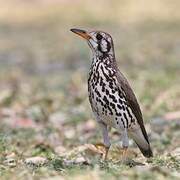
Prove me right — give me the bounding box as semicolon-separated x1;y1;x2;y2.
84;143;104;156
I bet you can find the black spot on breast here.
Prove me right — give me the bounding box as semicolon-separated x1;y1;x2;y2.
100;65;111;82
100;77;103;86
107;106;113;115
109;81;113;88
109;94;117;103
105;110;107;115
106;89;109;95
117;104;122;109
121;118;125;128
92;93;94;99
126;107;133;118
110;102;116;109
95;87;101;97
123;113;129;128
118;89;124;98
99;99;104;106
118;98;123;104
116;112;122;116
102;85;105;92
103;96;109;106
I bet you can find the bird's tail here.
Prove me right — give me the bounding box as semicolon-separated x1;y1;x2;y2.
129;129;153;158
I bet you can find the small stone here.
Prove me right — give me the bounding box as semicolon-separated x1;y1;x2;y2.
24;156;48;166
4;158;16;168
4;152;17;168
74;156;89;165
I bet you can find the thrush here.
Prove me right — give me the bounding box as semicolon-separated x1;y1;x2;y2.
71;28;153;160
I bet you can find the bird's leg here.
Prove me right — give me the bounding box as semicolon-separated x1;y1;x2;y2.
98;122;111;160
121;128;129;162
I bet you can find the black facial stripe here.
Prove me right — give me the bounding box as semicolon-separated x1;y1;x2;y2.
97;43;102;52
96;33;103;40
106;40;111;52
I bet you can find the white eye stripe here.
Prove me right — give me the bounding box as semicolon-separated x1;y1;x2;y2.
102;39;107;46
101;33;105;37
101;39;107;46
101;39;108;51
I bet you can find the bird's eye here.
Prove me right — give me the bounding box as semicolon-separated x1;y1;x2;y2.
96;33;103;40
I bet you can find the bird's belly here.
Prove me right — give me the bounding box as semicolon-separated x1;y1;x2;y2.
90;93;125;130
88;65;139;131
89;86;139;131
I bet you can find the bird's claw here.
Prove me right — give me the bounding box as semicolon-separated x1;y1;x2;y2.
102;146;110;161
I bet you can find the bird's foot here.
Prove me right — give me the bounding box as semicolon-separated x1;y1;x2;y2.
94;143;110;161
121;146;129;163
102;146;110;161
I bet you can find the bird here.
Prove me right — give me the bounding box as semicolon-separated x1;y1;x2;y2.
70;28;153;161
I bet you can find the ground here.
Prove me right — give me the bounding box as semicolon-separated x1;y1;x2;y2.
0;0;180;179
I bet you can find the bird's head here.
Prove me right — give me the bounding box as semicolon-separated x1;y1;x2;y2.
71;28;114;56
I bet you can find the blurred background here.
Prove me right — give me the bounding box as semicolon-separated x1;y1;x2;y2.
0;0;179;179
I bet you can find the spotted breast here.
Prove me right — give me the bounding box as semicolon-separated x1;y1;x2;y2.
88;54;137;131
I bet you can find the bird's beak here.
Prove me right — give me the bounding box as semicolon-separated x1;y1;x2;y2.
70;28;91;40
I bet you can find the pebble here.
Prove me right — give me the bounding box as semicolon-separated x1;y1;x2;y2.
24;156;48;166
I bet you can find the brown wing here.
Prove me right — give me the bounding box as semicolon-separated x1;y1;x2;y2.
115;69;150;144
